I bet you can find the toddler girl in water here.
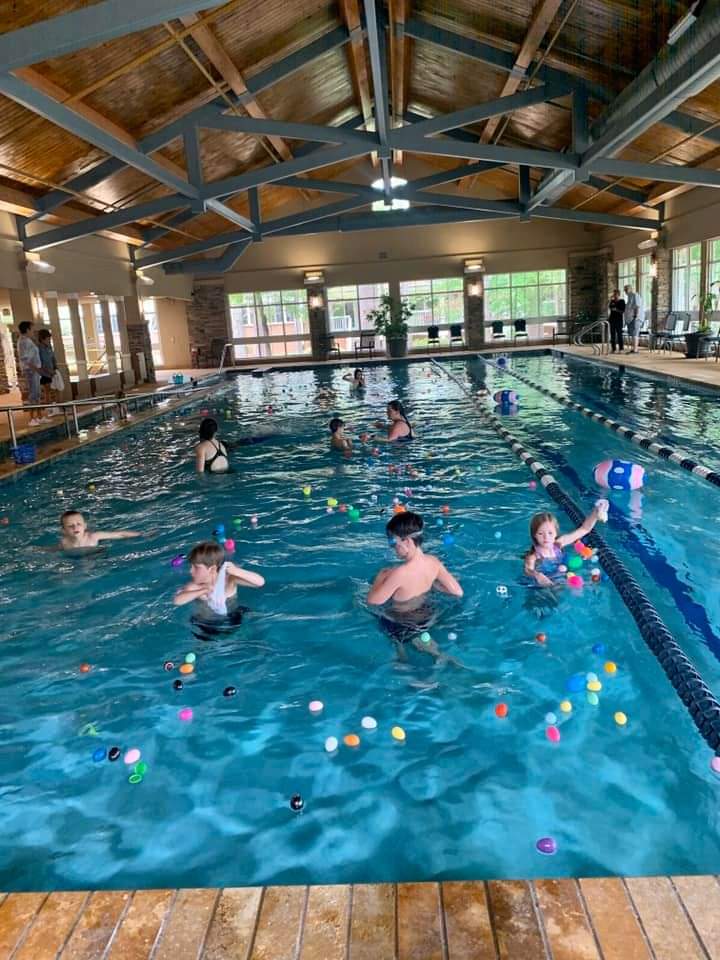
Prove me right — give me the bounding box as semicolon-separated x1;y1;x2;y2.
524;499;609;588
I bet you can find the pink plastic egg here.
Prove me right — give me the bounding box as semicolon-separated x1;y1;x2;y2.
223;538;235;552
545;725;561;743
179;708;193;722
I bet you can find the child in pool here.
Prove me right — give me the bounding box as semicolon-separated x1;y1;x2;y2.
368;511;462;655
524;499;609;588
343;367;366;389
174;541;265;614
59;510;140;550
329;417;352;452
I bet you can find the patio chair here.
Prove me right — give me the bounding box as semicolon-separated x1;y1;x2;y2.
449;324;464;348
427;325;440;351
354;330;376;360
490;321;506;342
513;319;529;345
659;313;691;352
319;335;340;361
701;322;720;361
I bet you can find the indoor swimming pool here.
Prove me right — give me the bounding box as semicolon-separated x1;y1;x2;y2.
0;356;718;892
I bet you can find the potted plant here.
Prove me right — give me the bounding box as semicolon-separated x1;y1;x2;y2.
686;284;719;358
366;295;415;358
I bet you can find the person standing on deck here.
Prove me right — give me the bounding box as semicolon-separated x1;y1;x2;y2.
623;285;643;354
608;289;626;353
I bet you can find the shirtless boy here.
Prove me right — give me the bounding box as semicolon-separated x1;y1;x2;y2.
59;510;140;550
367;511;462;654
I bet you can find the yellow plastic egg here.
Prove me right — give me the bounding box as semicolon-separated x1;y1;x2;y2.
587;680;602;692
391;726;406;742
604;661;618;675
614;711;627;726
559;700;572;713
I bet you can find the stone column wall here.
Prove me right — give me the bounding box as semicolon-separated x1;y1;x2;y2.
464;277;485;349
306;284;328;360
568;250;612;326
187;283;229;367
125;294;156;383
653;248;671;331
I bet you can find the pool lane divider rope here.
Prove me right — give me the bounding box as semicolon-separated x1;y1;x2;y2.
482;355;720;490
431;359;720;756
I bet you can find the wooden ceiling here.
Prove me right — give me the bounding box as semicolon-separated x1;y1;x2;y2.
0;0;714;264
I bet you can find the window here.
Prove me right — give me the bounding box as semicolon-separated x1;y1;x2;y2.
485;269;566;336
672;243;701;313
228;289;311;359
638;255;652;325
707;238;720;297
326;283;389;353
142;298;163;368
88;303;107;374
57;302;78;376
399;277;464;348
617;258;637;293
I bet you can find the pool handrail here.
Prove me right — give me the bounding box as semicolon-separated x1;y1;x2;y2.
574;319;610;355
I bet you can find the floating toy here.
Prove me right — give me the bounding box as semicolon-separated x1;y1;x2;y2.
327;498;338;508
348;508;360;521
302;485;312;497
233;517;243;528
361;716;377;730
586;672;598;683
587;692;599;706
591;568;601;583
79;663;91;674
224;538;235;552
587;680;602;693
493;390;519;405
344;733;360;747
536;837;557;856
338;504;348;513
711;756;720;775
290;794;304;811
173;679;183;691
441;505;451;514
567;574;583;588
592;643;606;655
419;632;431;644
495;703;508;718
92;748;106;763
528;480;537;491
326;507;334;514
223;686;237;697
308;700;324;713
124;748;141;765
594;460;645;491
545;725;561;743
436;519;444;527
496;585;508;596
545;712;557;725
535;633;546;644
179;663;194;675
171;555;185;568
185;653;196;664
494;531;502;539
614;711;627;726
179;708;193;722
559;700;572;713
391;726;406;742
567;555;583;571
163;661;174;672
325;737;339;752
448;632;457;641
604;661;617;674
442;533;455;546
108;746;121;762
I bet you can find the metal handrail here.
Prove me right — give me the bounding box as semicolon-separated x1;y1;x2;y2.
1;383;196;450
574;319;610;355
218;342;234;371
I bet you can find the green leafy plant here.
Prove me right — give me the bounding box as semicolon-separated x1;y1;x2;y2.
700;283;720;332
365;295;415;339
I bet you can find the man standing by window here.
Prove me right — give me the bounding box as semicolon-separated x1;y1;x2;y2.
623;285;643;354
608;289;625;353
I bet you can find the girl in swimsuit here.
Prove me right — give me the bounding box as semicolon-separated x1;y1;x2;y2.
374;399;414;442
343;367;366;389
524;501;609;588
195;417;230;474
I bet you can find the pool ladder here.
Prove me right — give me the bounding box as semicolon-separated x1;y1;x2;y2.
573;319;610;355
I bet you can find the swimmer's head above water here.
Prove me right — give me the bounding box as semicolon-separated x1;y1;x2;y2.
386;510;423;558
528;511;560;553
61;509;86;539
198;417;219;441
329;417;344;434
188;541;225;584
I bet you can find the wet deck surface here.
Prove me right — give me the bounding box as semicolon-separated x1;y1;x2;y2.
1;876;720;959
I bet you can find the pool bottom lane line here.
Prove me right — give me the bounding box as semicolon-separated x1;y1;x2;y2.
481;353;720;489
432;359;720;757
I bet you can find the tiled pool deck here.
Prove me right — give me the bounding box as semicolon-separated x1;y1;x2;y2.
2;876;720;959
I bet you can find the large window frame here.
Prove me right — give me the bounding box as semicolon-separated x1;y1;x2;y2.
672;242;702;314
706;238;720;310
616;257;650;325
326;283;389;353
484;269;567;337
227;289;311;360
399;277;464;348
142;298;163;368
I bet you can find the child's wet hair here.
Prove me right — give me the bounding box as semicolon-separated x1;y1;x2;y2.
188;541;225;569
329;417;344;433
198;417;218;441
386;510;423;546
525;512;559;557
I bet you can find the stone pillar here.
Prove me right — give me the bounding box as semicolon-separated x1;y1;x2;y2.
115;298;135;386
306;284;328;360
68;295;90;397
464;276;485;349
125;293;156;383
606;260;618;300
653;248;671;332
187;283;229;367
100;297;118;374
568;249;612;334
45;293;72;401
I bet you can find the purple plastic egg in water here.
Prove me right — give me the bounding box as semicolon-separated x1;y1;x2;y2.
536;837;557;856
171;555;184;567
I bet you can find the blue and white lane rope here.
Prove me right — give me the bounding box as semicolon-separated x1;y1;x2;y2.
432;359;720;755
481;354;720;489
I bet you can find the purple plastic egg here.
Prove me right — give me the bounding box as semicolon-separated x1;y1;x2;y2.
171;555;185;568
536;837;557;856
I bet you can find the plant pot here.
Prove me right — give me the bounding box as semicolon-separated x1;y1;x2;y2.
685;331;708;359
386;336;408;358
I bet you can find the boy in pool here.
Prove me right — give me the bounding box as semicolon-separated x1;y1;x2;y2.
524;499;609;588
174;541;265;616
59;510;140;550
368;511;463;655
329;417;352;453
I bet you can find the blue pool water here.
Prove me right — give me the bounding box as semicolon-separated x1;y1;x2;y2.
0;356;719;892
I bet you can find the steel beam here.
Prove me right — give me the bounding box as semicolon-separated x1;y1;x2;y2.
395;84;569;140
205;199;255;232
389;132;578;170
280;176;378;198
0;0;227;72
404;110;488;145
140;208;198;246
35;158;125;216
0;74;199;200
165;238;253;275
25;195;190;251
518;166;531;209
134;228;249;270
248;187;261;237
586;176;652;206
183;127;203;186
261;196;371;235
363;0;392;196
527;168;576;210
270;205;513;237
200;143;373;200
587;158;720;188
195;111;378;147
409;162;502;189
394;188;520;216
534;206;659;230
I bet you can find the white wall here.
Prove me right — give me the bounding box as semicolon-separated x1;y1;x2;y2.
155;297;191;367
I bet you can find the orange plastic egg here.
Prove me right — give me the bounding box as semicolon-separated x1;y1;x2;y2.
495;702;508;718
179;663;194;675
343;733;360;747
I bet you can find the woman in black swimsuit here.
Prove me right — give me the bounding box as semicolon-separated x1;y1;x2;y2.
195;417;230;473
376;399;414;442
